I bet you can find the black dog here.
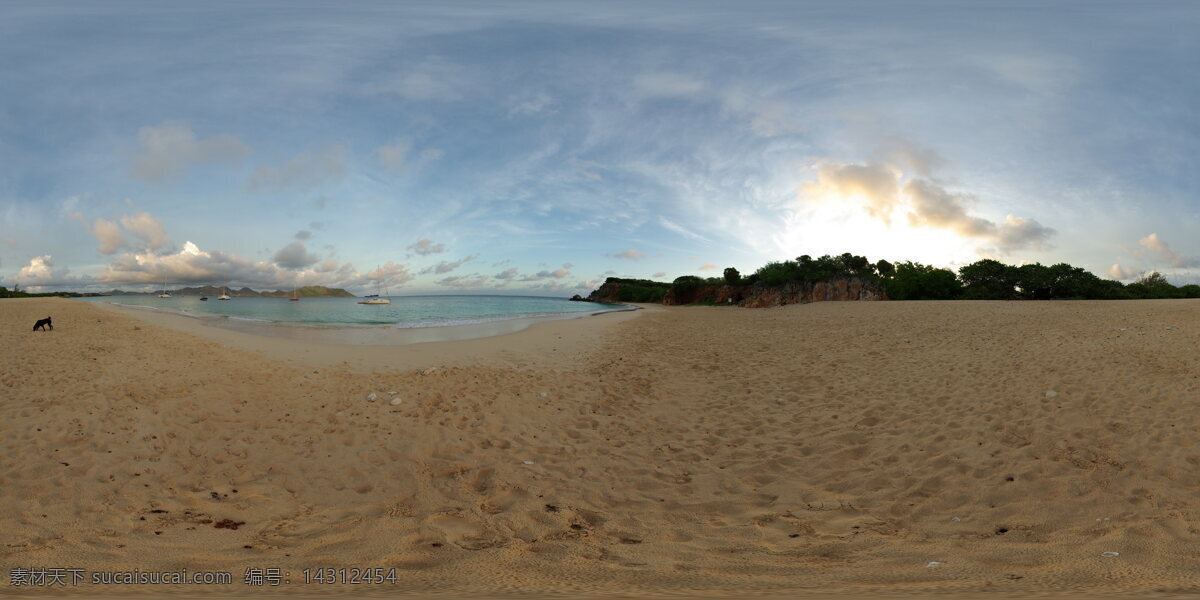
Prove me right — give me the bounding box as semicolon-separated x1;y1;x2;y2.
32;316;52;331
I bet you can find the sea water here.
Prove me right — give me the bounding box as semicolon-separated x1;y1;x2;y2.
80;295;627;328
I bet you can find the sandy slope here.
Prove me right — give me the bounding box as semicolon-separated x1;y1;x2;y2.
2;297;1200;598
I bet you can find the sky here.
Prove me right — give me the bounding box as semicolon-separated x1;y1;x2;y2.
2;1;1198;295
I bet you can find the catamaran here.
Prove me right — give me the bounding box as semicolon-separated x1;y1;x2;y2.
218;286;230;300
157;273;171;298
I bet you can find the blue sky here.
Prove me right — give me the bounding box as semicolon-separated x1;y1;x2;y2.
2;1;1198;294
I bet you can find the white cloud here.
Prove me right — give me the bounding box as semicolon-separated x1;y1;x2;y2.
494;267;519;280
652;271;667;278
519;265;572;281
407;238;446;255
294;230;313;240
804;162;903;223
248;145;347;192
437;273;490;288
991;214;1055;254
1109;263;1140;280
610;249;645;260
905;179;1055;253
273;241;320;269
658;216;709;242
874;138;946;178
904;179;996;237
698;263;717;271
93;240;404;293
119;211;170;251
92;218;126;254
15;255;85;289
1139;233;1196;268
131;121;249;183
364;261;415;289
801;154;1055;255
419;254;477;275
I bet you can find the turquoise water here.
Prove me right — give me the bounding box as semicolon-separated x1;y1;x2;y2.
80;295;626;328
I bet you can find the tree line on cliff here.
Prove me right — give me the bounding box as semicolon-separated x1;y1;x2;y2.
596;253;1200;303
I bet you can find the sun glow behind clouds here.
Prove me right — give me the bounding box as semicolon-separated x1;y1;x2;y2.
781;154;1056;267
779;198;980;268
782;166;984;267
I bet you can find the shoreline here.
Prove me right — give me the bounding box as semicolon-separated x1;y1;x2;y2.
83;297;639;343
81;297;649;372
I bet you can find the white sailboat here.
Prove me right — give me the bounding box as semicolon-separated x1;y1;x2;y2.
218;286;230;300
358;272;391;304
157;273;171;298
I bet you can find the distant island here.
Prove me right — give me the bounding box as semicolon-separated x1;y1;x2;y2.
575;253;1200;307
159;285;356;298
0;285;355;299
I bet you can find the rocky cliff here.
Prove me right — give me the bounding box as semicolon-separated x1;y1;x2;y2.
582;279;625;303
663;277;887;307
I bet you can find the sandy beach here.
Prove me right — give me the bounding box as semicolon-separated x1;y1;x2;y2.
3;296;1200;598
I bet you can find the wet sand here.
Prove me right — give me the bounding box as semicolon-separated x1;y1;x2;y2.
2;297;1200;598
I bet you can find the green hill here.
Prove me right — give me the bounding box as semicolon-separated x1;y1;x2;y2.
258;286;355;298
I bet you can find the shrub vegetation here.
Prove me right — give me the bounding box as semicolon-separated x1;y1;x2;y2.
703;254;1200;301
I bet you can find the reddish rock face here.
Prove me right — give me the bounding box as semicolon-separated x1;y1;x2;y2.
584;281;625;303
665;278;887;307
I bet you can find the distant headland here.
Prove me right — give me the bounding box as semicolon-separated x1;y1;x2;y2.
0;285;355;299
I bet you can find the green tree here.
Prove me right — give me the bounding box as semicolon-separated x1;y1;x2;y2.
753;261;799;286
723;267;741;285
959;259;1019;300
837;253;873;277
875;259;895;278
1135;271;1179;298
1016;263;1054;300
885;262;962;300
